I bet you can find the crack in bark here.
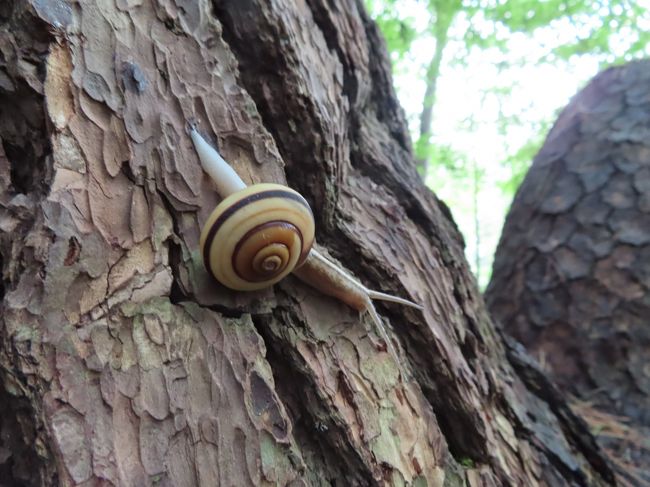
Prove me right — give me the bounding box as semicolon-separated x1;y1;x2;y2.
211;0;337;226
249;310;381;486
0;378;50;486
0;252;5;301
503;333;616;484
0;5;57;484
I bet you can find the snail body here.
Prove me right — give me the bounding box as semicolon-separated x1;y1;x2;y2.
190;127;421;362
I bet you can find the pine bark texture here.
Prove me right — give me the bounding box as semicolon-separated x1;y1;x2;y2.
486;61;650;480
0;1;614;486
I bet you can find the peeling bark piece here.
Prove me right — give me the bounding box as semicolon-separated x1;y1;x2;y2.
532;214;577;252
574;192;611;226
634;167;650;193
32;0;73;29
45;43;74;130
601;173;636;209
540;173;583;214
554;246;591;280
50;407;92;483
609;208;650;245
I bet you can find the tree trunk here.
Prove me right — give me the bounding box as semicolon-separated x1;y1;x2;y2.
486;61;650;484
415;4;456;177
0;1;614;485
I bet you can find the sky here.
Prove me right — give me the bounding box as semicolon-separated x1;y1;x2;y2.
384;1;606;287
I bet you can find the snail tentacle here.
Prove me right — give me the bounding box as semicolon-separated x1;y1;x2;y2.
364;297;402;367
366;290;423;310
190;128;246;196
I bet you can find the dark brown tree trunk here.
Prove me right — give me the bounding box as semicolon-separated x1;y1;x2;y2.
0;0;615;485
486;60;650;485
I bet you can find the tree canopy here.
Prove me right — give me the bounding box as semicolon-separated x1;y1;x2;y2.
366;0;650;285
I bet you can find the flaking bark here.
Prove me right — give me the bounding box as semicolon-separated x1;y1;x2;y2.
0;0;614;485
486;60;650;484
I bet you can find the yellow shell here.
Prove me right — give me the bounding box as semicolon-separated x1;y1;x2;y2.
200;183;316;291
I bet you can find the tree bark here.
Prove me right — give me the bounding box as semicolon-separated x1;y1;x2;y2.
486;61;650;484
0;1;614;486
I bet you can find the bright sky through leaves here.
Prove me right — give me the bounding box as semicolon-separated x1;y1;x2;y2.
369;0;650;287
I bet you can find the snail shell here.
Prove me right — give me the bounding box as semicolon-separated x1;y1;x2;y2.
200;183;316;291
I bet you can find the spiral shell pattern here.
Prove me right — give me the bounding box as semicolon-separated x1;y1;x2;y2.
200;183;316;291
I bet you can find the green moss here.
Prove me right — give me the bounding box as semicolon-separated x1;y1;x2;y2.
260;431;301;484
121;296;173;321
131;314;162;369
459;457;474;468
12;324;38;343
413;475;429;487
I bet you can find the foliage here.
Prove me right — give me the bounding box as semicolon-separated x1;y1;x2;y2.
482;0;650;61
415;137;466;175
365;0;650;286
498;120;550;196
365;0;418;62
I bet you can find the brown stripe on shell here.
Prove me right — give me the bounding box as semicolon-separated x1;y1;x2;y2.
232;221;303;282
203;189;313;282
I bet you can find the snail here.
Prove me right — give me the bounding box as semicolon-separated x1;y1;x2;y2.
190;126;422;363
